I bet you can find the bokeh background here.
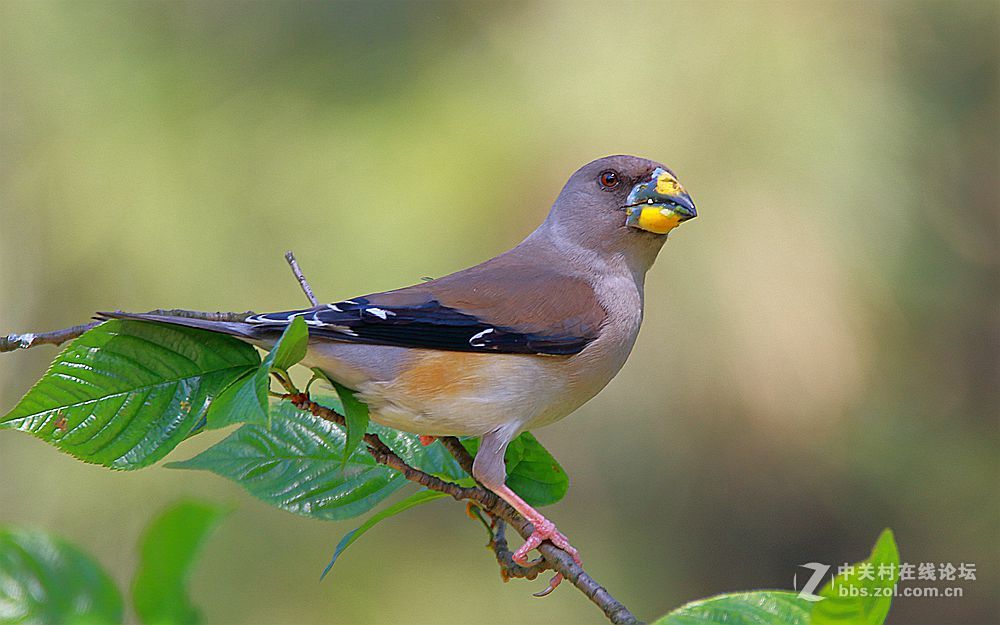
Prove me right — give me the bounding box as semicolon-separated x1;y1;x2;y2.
1;1;997;624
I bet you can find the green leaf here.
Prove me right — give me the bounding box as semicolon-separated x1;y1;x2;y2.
331;382;370;471
203;370;267;429
0;528;123;625
503;432;567;506
132;500;228;625
0;320;259;470
254;316;310;423
167;401;408;520
320;490;448;580
462;432;567;506
650;591;810;625
812;529;899;625
261;316;308;373
204;317;309;430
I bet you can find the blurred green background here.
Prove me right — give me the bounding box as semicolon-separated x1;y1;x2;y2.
1;1;997;624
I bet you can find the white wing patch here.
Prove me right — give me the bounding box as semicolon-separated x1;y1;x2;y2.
365;307;395;320
468;328;495;347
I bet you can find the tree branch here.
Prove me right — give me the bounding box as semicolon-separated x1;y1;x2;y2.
279;389;642;625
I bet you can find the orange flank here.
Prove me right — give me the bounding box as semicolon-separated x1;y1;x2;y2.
394;350;484;399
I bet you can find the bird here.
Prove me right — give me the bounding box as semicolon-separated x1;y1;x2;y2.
105;154;696;590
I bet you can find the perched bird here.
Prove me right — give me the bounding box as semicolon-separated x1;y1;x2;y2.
106;154;696;587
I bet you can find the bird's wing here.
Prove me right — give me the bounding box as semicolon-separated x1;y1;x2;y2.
246;261;606;356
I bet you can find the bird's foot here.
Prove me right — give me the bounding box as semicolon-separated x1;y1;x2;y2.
512;516;579;565
418;435;436;446
512;516;581;596
487;484;581;596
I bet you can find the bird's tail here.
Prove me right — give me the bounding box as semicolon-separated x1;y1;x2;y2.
97;311;259;340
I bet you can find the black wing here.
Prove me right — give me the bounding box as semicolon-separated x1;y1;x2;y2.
244;296;592;355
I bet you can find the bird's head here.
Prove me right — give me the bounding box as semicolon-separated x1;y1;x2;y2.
543;155;697;271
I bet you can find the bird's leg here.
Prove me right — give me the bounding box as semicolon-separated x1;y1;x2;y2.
473;426;581;595
418;435;436;446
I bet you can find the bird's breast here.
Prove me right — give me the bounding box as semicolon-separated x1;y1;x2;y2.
525;271;644;428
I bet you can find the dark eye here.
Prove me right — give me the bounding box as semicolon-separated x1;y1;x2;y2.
598;170;620;190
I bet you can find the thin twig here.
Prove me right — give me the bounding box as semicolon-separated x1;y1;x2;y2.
489;519;552;582
285;251;319;306
132;308;254;321
1;322;100;352
439;436;476;476
1;309;254;354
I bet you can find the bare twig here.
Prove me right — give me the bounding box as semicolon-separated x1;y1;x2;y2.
1;322;100;352
439;436;476;476
131;308;255;321
489;519;552;582
284;251;319;306
1;309;254;354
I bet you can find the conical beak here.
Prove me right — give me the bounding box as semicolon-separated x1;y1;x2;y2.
624;168;697;234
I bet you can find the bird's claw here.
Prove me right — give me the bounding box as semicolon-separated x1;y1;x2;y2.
513;521;581;598
533;574;562;597
511;517;581;596
488;484;580;597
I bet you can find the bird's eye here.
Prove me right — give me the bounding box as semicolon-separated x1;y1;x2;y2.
598;170;620;190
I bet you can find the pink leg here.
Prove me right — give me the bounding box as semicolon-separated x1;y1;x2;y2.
492;483;581;595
